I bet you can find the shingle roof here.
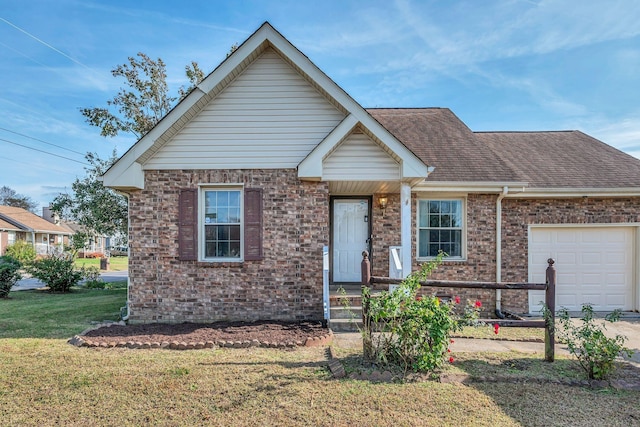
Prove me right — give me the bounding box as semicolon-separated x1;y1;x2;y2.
0;206;72;234
367;108;640;188
0;218;21;231
367;108;521;182
476;131;640;188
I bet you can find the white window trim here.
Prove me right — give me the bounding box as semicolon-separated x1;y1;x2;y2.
198;184;244;262
416;196;467;261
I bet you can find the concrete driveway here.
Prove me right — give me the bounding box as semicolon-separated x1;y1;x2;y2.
11;270;128;291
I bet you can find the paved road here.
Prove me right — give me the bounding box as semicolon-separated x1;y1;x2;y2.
11;270;128;291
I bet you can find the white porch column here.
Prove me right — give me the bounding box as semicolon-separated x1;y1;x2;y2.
401;182;412;278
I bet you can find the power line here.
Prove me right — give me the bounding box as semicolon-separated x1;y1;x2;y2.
0;17;98;73
0;127;85;156
0;138;88;165
0;155;81;176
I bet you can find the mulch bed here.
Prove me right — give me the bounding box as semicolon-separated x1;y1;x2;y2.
72;320;333;349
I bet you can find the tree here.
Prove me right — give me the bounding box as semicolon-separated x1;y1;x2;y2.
0;186;38;212
81;53;206;139
51;151;128;244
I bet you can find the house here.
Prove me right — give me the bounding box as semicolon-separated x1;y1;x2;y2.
42;206;109;257
0;205;73;256
103;22;640;324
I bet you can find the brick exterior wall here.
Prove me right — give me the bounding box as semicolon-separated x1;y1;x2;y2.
370;194;640;316
127;169;329;324
500;197;640;313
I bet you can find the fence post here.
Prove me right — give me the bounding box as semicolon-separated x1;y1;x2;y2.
361;251;372;358
544;258;556;362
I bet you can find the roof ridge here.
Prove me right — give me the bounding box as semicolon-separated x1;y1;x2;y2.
475;130;578;134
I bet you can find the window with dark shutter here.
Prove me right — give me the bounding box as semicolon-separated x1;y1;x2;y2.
178;189;198;261
243;188;263;261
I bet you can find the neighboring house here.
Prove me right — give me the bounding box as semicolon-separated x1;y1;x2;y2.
0;205;73;255
103;22;640;324
42;206;109;256
0;217;23;256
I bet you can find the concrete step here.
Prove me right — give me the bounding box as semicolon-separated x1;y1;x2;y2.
329;318;362;332
330;305;362;320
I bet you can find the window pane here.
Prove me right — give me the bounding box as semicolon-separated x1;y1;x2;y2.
429;201;440;214
429;229;439;244
429;215;440;227
419;230;429;257
205;225;216;240
217;242;229;257
230;241;240;257
229;208;241;223
441;214;451;227
230;225;240;240
229;191;240;207
205;242;216;258
219;225;229;240
441;201;450;213
419;201;428;227
429;244;440;257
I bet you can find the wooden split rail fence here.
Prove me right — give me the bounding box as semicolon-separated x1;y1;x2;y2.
360;251;557;362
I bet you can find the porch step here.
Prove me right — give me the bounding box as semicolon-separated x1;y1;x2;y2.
330;305;362;320
329;318;362;332
328;285;364;332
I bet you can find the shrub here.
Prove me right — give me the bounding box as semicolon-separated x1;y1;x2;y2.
363;252;481;373
82;265;105;289
556;304;633;380
28;252;84;292
4;240;36;265
0;255;22;298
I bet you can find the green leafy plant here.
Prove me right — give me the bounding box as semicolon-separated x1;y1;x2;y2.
4;240;36;265
0;255;22;298
82;265;105;289
363;252;481;373
556;304;632;380
28;252;84;292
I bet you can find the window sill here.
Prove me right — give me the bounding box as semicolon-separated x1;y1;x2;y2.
417;257;467;263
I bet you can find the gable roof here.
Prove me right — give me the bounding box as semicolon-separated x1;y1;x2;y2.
103;22;428;190
0;206;72;234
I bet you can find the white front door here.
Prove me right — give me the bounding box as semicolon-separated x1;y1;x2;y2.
333;199;370;282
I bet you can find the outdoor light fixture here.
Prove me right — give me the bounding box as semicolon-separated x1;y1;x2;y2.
378;195;388;217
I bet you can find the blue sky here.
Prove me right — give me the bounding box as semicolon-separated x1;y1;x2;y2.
1;0;639;210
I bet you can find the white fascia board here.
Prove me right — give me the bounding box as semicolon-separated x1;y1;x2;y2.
414;181;529;193
101;161;145;190
504;187;640;198
298;114;358;179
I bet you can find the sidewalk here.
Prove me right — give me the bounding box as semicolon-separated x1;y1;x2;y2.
332;326;640;364
11;270;128;291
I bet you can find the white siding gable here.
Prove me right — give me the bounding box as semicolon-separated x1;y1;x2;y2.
323;132;400;181
143;48;345;170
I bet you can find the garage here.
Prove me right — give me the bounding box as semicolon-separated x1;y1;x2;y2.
528;226;635;314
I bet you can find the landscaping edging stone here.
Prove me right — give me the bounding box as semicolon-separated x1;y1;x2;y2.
68;321;334;350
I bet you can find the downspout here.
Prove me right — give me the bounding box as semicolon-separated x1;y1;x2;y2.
119;191;131;322
495;186;508;319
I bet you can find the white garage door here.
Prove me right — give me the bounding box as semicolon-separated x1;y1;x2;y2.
528;227;634;314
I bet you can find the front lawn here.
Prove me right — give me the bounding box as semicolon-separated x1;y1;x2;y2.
1;289;638;426
74;256;128;271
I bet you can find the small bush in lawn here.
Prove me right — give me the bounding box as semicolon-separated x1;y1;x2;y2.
557;304;632;380
82;265;105;289
28;252;84;292
0;255;22;298
4;240;36;266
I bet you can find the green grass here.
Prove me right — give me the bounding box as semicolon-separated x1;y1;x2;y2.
1;289;638;426
2;287;126;338
74;256;128;271
455;325;545;341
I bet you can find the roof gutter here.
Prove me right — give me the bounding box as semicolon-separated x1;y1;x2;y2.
504;187;640;198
